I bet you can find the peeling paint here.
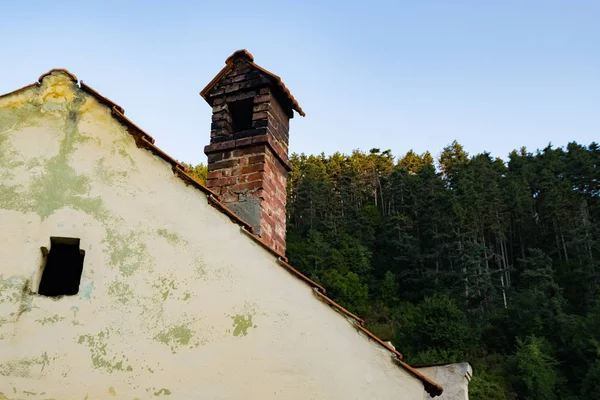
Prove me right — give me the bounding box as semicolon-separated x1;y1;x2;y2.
194;257;207;277
0;352;51;378
111;136;137;169
153;388;171;396
152;276;177;302
0;90;107;220
230;314;257;337
0;132;24;181
156;229;186;245
77;330;132;373
35;315;64;325
0;275;33;321
0;275;28;304
153;324;195;353
78;277;94;301
103;226;150;277
107;280;134;304
26;143;104;220
95;157;128;184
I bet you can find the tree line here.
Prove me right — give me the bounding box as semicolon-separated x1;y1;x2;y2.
187;140;600;399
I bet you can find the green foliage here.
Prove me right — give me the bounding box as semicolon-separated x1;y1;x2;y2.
513;336;561;400
415;295;471;354
380;271;399;306
469;368;509;400
180;161;207;184
397;150;434;173
322;270;369;316
582;358;600;397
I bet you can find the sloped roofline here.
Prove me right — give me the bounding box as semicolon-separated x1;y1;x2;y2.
200;49;305;117
0;69;442;397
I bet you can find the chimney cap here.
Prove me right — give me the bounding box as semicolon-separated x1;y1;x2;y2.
226;49;255;64
200;49;305;117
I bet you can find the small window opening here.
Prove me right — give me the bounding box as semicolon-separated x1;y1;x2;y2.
229;98;254;132
38;237;85;297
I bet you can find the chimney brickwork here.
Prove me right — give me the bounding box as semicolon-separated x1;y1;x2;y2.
202;50;302;255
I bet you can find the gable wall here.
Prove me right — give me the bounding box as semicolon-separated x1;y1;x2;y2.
0;72;426;399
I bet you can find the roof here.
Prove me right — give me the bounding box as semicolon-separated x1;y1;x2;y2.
0;69;442;398
200;49;306;117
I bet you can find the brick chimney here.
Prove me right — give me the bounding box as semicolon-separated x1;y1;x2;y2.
201;50;304;254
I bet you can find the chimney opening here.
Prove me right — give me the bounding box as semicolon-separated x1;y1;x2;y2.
229;98;254;133
38;237;85;297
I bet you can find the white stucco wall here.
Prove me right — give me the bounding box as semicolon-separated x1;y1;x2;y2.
417;363;472;400
0;71;429;399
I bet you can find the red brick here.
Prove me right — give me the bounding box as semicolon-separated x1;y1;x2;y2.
225;91;256;103
250;134;269;145
272;231;286;245
210;159;238;170
205;140;236;153
233;146;262;157
240;164;265;174
211;177;237;187
212;104;228;113
246;172;265;182
253;94;270;103
253;102;269;112
224;83;241;93
262;179;276;193
211;120;231;130
252;111;268;120
262;213;276;229
248;154;266;164
207;153;223;163
231;181;263;192
212;111;231;122
236;137;253;147
261;222;273;236
271;197;285;210
221;192;238;203
207;171;222;180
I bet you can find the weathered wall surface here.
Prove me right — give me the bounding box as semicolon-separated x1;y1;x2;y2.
0;71;426;399
417;363;472;400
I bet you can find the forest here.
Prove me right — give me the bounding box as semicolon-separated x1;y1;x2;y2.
186;140;600;399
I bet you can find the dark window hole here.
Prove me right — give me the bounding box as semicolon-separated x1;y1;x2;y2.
229;98;254;132
38;237;85;297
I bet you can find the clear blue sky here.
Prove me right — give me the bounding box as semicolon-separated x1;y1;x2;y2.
1;1;598;165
